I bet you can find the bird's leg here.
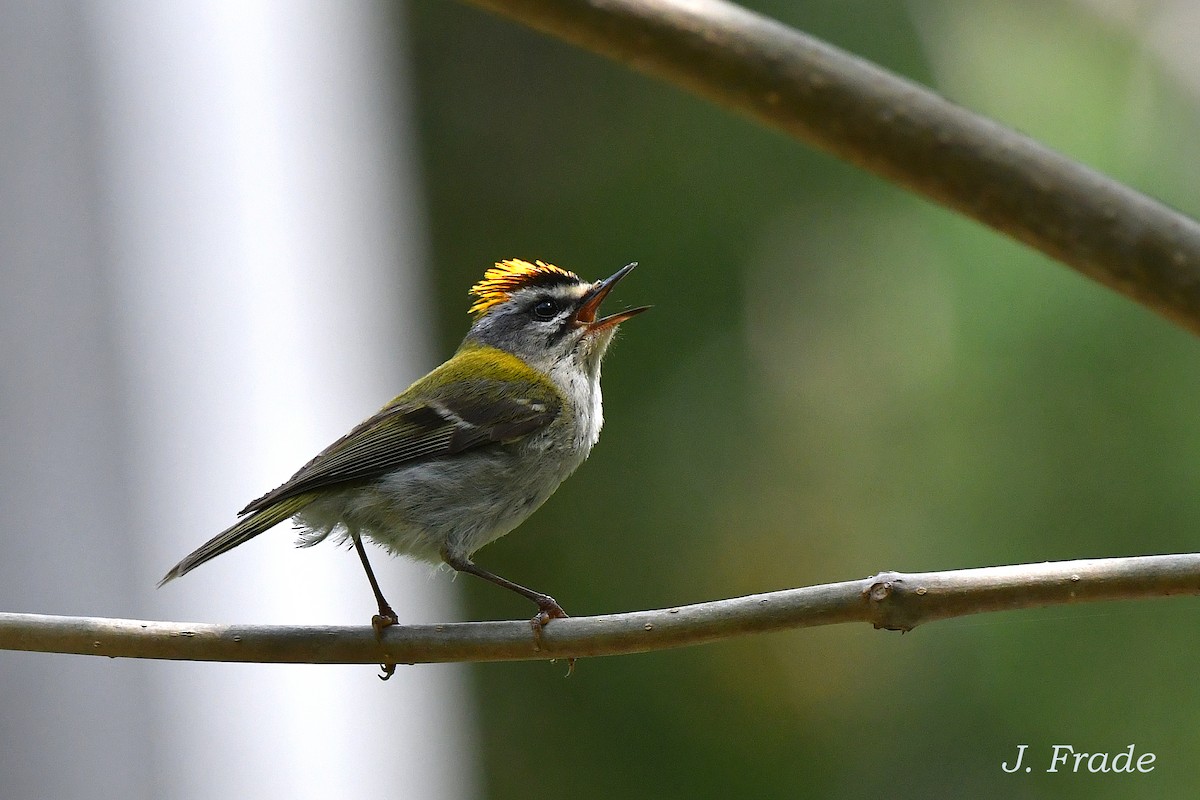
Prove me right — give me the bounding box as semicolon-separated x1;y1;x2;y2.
441;549;567;623
353;534;399;631
441;549;574;673
353;534;398;680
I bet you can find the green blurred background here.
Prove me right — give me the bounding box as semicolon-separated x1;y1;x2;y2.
400;0;1200;797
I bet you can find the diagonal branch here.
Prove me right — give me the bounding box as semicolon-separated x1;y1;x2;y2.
3;554;1199;666
461;0;1200;337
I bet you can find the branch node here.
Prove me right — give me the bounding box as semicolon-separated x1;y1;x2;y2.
863;571;919;632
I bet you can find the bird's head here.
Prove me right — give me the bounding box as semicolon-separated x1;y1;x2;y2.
464;259;649;376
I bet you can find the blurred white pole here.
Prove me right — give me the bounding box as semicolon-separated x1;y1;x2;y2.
90;3;479;799
0;2;478;798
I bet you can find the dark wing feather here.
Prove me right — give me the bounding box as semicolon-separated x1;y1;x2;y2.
240;384;559;514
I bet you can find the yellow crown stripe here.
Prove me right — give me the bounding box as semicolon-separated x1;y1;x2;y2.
468;259;579;315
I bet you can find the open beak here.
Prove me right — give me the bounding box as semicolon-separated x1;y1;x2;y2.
574;262;651;334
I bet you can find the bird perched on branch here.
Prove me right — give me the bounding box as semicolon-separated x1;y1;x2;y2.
160;259;647;672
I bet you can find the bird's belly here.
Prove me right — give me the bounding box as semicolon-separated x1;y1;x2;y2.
296;443;585;563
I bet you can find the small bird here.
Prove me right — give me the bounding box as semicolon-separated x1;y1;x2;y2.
160;259;647;657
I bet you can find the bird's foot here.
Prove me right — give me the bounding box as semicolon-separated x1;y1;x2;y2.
530;595;575;676
532;595;568;627
371;610;399;639
372;608;399;681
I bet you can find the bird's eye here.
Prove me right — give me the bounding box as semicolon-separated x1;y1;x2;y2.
531;299;559;320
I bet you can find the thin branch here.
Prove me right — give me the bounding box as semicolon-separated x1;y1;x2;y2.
3;554;1199;666
461;0;1200;337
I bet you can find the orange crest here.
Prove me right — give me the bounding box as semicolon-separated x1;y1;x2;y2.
468;259;580;315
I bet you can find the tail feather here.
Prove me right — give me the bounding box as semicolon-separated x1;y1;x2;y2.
158;495;315;586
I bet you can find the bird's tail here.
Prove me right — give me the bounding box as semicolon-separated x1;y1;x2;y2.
158;494;316;586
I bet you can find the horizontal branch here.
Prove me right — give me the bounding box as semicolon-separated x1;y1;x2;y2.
462;0;1200;337
2;554;1199;667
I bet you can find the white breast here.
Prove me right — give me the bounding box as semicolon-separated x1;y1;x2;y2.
550;359;604;453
